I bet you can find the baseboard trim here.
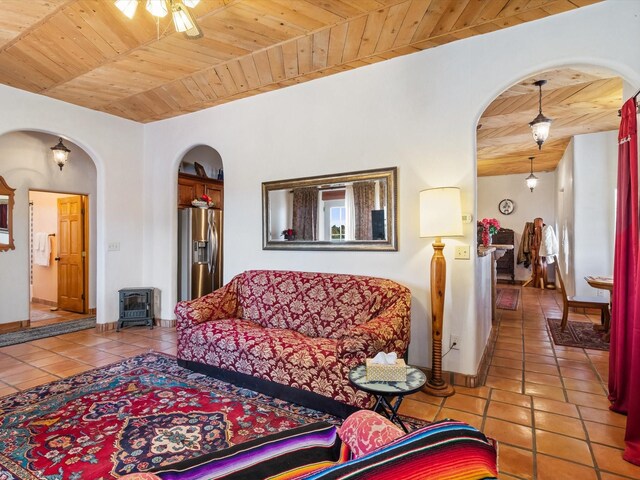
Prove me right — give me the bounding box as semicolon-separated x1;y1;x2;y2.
416;325;498;389
0;320;30;333
31;297;57;307
94;322;117;333
155;318;176;328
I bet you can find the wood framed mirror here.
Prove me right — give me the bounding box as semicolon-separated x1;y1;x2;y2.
262;167;397;251
0;176;15;252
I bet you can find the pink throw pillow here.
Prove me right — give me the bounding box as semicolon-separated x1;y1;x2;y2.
338;410;404;458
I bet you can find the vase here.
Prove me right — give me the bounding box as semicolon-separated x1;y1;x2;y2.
482;230;492;247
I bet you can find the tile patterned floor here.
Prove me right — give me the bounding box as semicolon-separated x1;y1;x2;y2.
1;286;639;479
397;285;640;479
29;302;94;327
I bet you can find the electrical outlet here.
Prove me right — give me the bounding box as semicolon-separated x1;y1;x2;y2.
450;335;460;350
108;242;120;251
454;245;470;260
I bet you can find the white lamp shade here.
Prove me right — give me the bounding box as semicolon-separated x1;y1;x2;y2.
171;2;196;32
115;0;139;19
146;0;168;17
420;187;463;238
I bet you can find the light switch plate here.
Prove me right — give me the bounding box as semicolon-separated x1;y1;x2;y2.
455;245;470;259
108;242;120;251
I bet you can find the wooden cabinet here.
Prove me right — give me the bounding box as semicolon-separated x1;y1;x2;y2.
178;173;223;209
493;228;515;284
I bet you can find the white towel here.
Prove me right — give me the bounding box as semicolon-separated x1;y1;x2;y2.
540;225;559;263
34;232;51;266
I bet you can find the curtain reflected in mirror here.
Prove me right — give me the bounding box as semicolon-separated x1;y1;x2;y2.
262;167;397;251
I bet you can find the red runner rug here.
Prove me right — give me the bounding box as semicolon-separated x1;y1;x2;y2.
0;353;339;479
496;288;519;310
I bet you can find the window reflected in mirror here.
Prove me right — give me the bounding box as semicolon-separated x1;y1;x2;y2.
263;167;397;251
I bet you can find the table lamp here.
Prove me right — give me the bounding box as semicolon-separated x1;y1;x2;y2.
419;187;463;397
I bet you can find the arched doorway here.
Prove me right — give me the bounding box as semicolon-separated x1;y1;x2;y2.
176;145;224;302
476;67;622;295
0;130;98;329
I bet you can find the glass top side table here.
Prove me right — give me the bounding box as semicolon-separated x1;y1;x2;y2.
348;364;427;432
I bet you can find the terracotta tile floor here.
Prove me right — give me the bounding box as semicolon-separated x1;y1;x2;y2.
397;285;640;479
29;301;94;326
0;286;639;479
0;326;176;397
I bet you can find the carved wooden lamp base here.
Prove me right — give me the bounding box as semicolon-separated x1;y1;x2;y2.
422;239;456;398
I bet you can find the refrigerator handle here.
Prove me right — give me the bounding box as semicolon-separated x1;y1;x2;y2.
208;213;218;275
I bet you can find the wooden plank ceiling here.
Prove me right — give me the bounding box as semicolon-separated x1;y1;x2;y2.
0;0;602;125
477;67;622;177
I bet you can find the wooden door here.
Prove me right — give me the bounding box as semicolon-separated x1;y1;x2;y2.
57;196;85;313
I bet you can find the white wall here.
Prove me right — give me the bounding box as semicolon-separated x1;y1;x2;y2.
478;171;556;282
0;86;144;326
558;131;618;298
143;2;640;376
555;139;576;295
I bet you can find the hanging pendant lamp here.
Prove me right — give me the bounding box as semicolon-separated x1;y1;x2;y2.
50;138;71;171
529;80;552;150
525;156;538;192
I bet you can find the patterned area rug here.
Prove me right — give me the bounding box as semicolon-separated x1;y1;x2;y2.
0;353;341;479
546;318;609;351
496;288;520;310
0;317;96;347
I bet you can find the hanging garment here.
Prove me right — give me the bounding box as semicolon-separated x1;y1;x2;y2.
539;225;559;263
33;232;51;266
517;222;533;267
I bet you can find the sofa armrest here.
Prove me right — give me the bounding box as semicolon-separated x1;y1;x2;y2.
337;291;410;363
174;279;239;329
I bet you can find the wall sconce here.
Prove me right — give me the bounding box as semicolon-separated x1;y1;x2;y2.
525;156;538;192
529;80;552;150
50;138;71;171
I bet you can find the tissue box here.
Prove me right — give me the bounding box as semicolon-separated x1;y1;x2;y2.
365;358;407;382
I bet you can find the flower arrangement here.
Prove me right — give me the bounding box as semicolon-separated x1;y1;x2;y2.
191;194;215;208
281;228;295;240
479;218;500;247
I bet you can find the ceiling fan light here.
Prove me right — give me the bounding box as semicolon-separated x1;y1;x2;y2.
146;0;168;17
183;0;200;7
171;2;195;32
529;113;552;150
115;0;139;19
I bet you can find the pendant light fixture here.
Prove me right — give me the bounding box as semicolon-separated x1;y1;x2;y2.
115;0;202;38
50;138;71;171
525;156;538;192
529;80;552;150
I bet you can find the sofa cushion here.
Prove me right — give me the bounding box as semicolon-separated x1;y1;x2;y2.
337;410;404;458
235;270;405;339
303;419;498;479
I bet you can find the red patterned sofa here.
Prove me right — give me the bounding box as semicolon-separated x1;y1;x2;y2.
174;270;411;416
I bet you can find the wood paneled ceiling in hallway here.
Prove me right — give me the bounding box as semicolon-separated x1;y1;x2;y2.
477;68;623;177
0;0;601;123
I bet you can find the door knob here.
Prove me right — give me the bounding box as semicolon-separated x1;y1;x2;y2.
54;257;60;261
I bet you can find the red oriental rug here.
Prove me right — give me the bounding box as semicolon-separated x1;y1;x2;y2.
0;353;340;479
496;288;520;310
546;318;610;351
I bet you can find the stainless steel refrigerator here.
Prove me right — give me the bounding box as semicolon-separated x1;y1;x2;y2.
178;208;223;301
